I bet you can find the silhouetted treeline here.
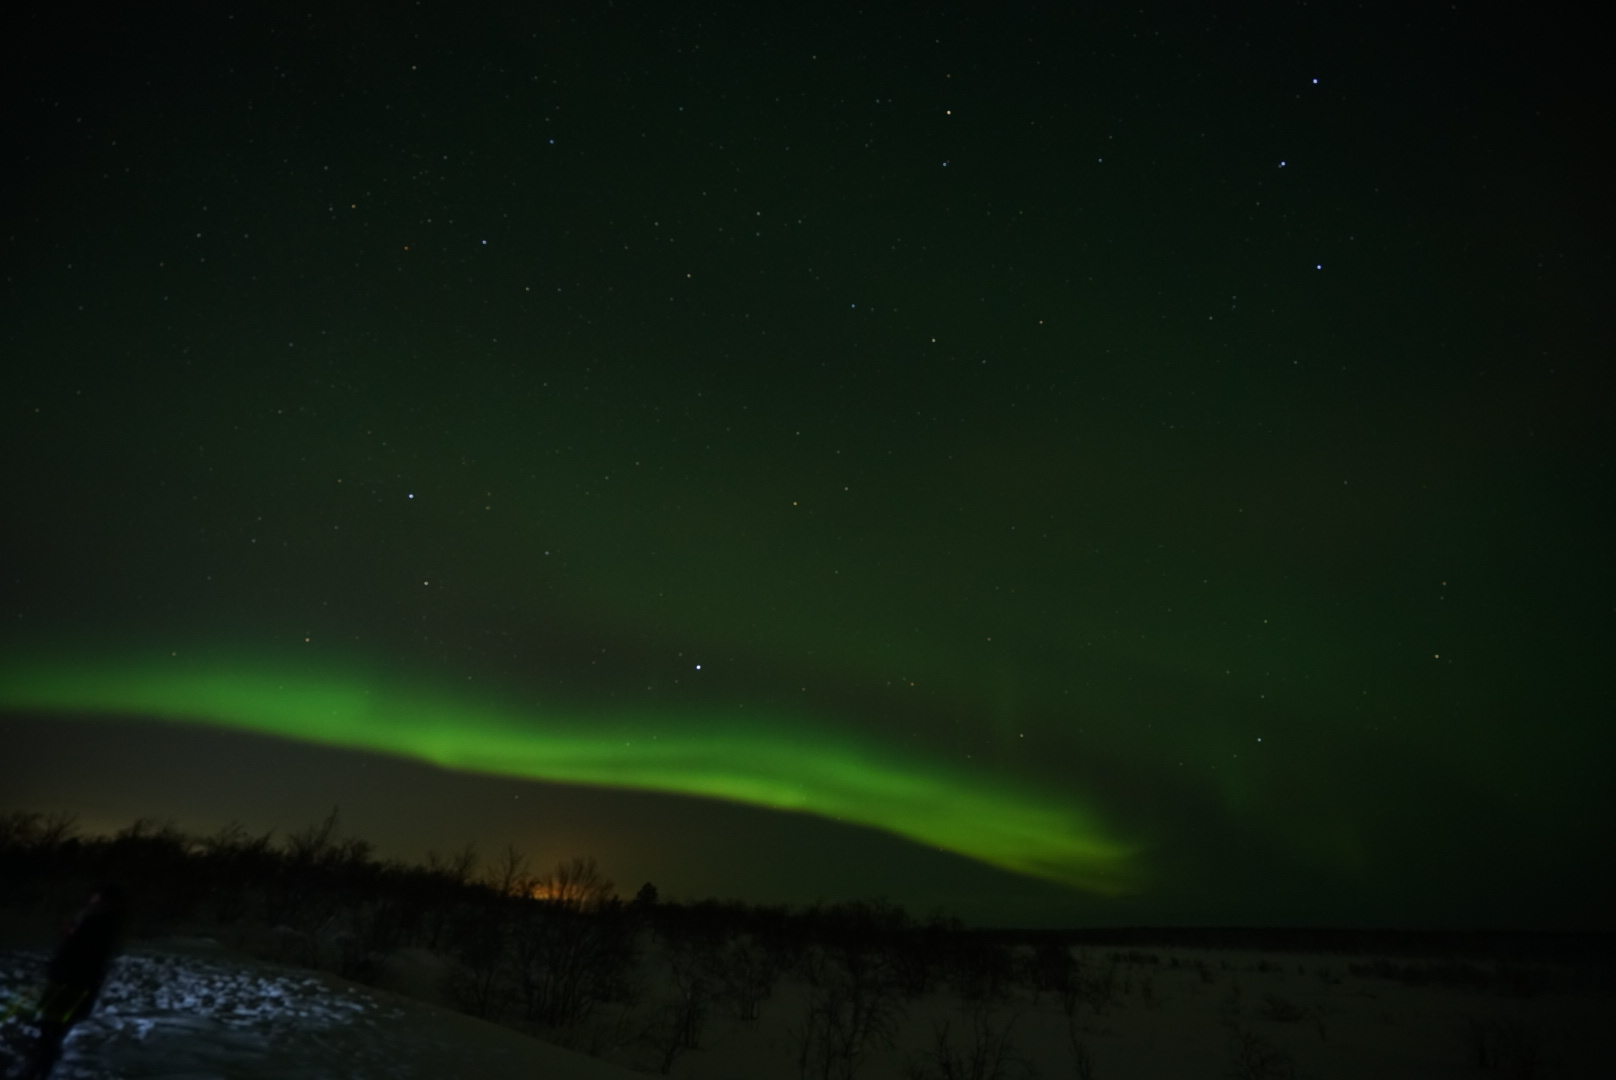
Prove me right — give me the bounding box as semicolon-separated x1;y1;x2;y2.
4;807;1609;1059
1009;924;1616;968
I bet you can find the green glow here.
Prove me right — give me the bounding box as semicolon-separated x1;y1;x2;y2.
0;650;1139;894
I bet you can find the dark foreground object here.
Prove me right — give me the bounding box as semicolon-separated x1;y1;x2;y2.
8;885;126;1080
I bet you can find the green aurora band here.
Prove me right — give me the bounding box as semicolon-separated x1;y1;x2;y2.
0;650;1139;895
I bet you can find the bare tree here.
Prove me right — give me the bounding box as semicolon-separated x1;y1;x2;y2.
425;842;480;885
513;896;637;1032
719;932;782;1023
906;1001;1035;1080
795;944;906;1080
536;855;616;910
486;843;532;898
449;901;511;1020
285;807;342;866
0;810;80;853
420;842;479;949
643;934;719;1074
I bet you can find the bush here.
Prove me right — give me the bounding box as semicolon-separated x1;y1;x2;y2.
905;1003;1035;1080
1222;1023;1298;1080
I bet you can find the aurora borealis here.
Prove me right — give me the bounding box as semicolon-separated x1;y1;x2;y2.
0;650;1136;893
2;3;1611;928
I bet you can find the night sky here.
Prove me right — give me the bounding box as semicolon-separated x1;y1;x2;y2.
2;3;1611;929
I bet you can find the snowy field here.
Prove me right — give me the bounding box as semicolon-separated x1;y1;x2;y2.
2;937;1610;1079
0;941;636;1080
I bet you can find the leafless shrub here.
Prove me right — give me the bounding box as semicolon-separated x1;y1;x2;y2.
1219;984;1244;1026
1350;958;1488;990
513;898;636;1032
905;1002;1035;1080
447;903;511;1020
718;932;782;1022
1071;1037;1097;1080
642;936;717;1074
1086;961;1119;1016
1261;994;1309;1023
793;945;906;1080
485;843;533;899
1460;1015;1545;1079
1222;1022;1298;1080
0;810;79;852
534;855;616;911
284;807;343;866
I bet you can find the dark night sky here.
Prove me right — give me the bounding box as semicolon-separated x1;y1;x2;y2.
2;2;1611;928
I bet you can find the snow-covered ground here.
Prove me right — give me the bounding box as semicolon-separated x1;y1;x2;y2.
0;940;637;1079
622;947;1612;1080
2;938;1610;1079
